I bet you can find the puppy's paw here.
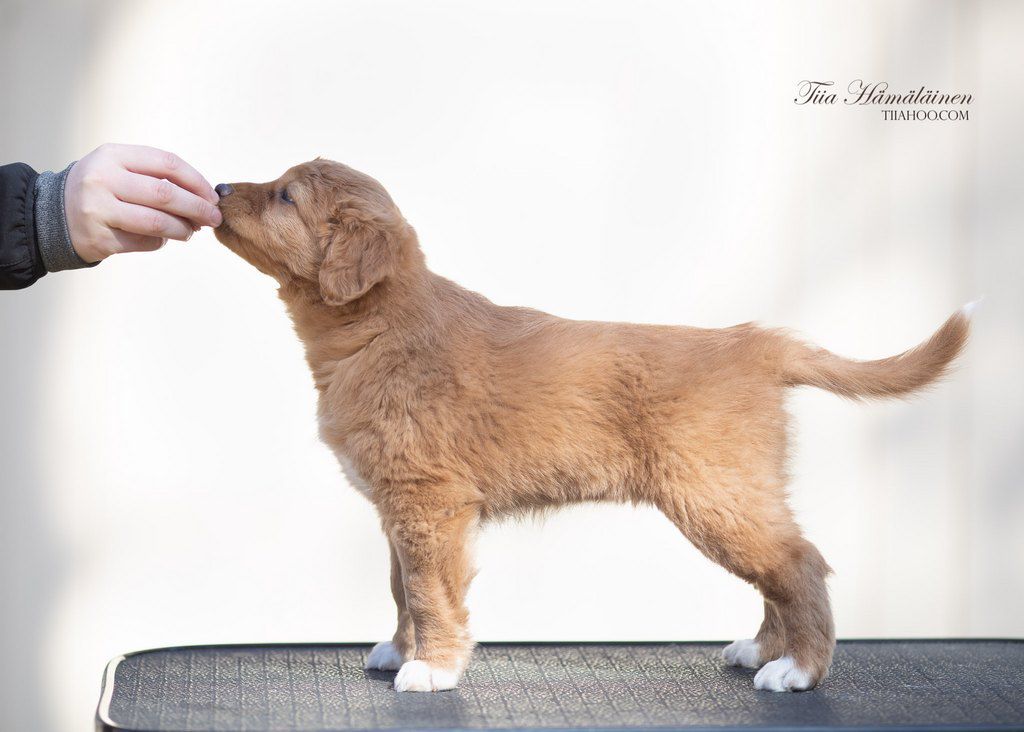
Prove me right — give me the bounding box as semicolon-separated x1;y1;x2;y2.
753;656;814;692
394;660;460;692
365;641;408;671
722;639;763;669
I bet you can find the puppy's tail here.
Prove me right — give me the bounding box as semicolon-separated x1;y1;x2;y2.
779;302;976;400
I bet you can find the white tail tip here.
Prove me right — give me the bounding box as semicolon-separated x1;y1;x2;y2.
962;297;984;318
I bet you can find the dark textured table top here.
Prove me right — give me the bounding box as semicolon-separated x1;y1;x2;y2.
96;640;1024;731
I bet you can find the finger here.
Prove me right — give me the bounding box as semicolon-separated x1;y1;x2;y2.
113;171;222;227
106;201;194;242
114;144;219;205
109;229;167;254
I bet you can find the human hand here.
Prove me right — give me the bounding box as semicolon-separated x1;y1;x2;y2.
64;144;222;264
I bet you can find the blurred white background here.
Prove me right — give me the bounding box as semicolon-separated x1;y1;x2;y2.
1;0;1022;729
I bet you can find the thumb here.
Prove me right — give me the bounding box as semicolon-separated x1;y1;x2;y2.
111;229;168;254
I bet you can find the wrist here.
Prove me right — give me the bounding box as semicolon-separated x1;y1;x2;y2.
73;238;104;264
34;162;98;272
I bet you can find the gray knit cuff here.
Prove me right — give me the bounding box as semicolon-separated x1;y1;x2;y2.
34;162;96;272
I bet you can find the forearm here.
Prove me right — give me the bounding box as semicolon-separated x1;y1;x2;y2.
0;163;46;290
0;160;95;291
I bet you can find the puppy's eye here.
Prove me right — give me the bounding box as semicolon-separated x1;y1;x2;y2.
280;188;294;204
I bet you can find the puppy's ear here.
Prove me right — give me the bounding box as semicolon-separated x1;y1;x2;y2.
319;216;396;306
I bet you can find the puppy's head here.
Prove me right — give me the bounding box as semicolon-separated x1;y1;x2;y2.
214;159;414;305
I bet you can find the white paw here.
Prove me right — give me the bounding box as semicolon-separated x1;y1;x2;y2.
753;656;814;692
393;659;461;692
365;641;407;671
722;639;763;668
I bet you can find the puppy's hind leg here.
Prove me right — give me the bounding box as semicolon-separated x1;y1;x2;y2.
655;473;834;691
751;538;834;692
365;541;416;671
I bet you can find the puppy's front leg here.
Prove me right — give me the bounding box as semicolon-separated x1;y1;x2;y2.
365;542;416;671
388;505;477;692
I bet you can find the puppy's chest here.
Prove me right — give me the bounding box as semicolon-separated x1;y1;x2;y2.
336;450;374;500
314;361;460;500
318;412;374;500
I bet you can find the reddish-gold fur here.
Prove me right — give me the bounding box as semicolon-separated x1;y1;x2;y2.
215;159;969;691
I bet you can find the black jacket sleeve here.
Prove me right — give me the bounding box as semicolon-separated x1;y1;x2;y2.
0;163;47;290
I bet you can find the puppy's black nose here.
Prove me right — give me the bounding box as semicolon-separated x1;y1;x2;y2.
215;183;234;197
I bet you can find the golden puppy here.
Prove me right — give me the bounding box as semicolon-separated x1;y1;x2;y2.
214;159;970;693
